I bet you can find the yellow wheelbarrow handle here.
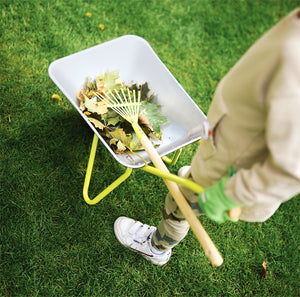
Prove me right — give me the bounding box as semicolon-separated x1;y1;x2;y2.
141;165;204;194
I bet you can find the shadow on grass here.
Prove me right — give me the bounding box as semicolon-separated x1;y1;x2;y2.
1;108;134;210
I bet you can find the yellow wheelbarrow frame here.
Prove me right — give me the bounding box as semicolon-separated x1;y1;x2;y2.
83;134;204;205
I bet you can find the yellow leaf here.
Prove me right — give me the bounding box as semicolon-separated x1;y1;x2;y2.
110;129;132;144
110;138;118;145
116;141;126;153
109;139;127;154
51;94;62;101
84;95;108;114
87;117;105;130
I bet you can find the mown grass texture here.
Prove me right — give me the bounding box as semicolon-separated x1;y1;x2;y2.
1;0;299;296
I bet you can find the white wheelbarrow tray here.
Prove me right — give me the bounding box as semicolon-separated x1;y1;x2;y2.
48;35;207;168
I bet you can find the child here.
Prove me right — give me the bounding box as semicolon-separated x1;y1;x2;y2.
114;8;300;265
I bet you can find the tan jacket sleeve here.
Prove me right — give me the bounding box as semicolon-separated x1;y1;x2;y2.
225;33;300;222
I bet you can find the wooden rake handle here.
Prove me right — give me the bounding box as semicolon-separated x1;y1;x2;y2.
134;126;223;267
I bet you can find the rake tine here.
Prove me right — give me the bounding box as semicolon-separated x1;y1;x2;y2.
121;88;127;104
95;92;109;105
110;90;124;114
95;87;142;124
127;89;135;120
131;90;136;120
121;89;134;118
135;90;141;119
115;89;124;105
108;90;118;105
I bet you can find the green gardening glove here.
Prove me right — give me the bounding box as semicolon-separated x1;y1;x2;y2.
198;177;243;224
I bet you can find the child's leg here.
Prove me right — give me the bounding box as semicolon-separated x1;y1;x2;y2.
151;171;203;251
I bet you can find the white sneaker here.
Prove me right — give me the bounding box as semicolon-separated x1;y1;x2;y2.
114;216;172;265
178;166;191;178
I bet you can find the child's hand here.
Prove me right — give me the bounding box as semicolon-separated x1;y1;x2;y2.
198;177;243;223
228;207;242;220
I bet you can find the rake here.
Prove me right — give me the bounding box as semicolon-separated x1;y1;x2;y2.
95;87;224;267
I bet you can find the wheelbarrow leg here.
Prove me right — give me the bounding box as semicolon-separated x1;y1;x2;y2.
162;148;182;166
83;134;133;205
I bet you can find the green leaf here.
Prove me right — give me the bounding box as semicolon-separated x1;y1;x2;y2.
139;101;168;138
102;109;123;126
129;132;143;151
130;82;153;102
106;116;121;126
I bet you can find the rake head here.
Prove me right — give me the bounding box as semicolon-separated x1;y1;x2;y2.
95;88;141;125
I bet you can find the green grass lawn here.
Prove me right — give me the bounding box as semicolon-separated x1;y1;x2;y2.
1;0;299;296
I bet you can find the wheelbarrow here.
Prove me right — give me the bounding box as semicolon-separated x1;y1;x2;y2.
48;35;224;266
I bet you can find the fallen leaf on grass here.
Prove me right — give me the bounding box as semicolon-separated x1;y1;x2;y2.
262;261;267;279
51;94;62;101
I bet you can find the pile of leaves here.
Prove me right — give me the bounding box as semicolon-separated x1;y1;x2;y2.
77;70;168;154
